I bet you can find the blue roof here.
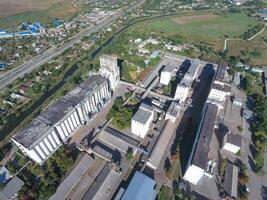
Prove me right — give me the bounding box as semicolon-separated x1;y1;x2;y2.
121;171;156;200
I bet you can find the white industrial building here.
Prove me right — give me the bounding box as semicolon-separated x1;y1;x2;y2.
183;103;218;185
160;65;174;85
99;54;120;90
184;59;200;81
174;78;191;102
131;103;154;138
223;133;241;154
174;59;200;102
12;75;111;165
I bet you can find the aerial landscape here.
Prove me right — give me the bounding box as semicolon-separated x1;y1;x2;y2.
0;0;267;200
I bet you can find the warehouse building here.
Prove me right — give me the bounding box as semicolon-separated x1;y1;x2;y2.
223;162;238;199
99;54;120;90
183;103;218;185
131;103;154;138
50;153;94;200
12;75;111;164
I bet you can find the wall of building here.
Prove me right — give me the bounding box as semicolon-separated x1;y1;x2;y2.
160;71;172;85
174;85;189;102
131;114;153;138
13;77;111;165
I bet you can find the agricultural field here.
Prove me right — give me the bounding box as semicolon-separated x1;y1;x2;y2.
0;0;88;28
133;11;258;50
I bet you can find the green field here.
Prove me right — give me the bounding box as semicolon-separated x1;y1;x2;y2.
0;1;88;28
139;12;258;39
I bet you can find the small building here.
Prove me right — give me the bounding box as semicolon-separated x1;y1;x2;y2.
165;101;181;123
223;162;238;199
233;97;242;107
223;133;241;154
0;63;7;70
160;65;174;85
0;176;24;200
120;171;156;200
90;126;141;161
233;72;240;86
19;85;29;94
0;166;11;184
131;103;154;138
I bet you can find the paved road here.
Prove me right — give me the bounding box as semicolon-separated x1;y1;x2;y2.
0;0;145;91
230;85;267;200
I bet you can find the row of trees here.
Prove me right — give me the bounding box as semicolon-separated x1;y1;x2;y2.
238;163;249;200
242;24;265;40
251;93;267;175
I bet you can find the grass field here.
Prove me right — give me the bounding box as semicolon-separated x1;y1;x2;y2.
141;12;258;38
0;0;88;28
227;29;267;66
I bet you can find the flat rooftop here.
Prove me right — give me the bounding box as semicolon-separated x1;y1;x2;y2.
215;63;227;82
50;154;94;200
187;59;200;78
167;101;181;117
226;133;241;147
132;103;154;125
12;116;52;148
147;120;175;169
212;83;231;93
179;77;192;87
224;162;238;199
192;103;218;169
13;75;108;148
82;163;121;200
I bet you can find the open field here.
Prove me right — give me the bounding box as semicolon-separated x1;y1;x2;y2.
0;0;88;28
140;12;258;39
227;29;267;66
0;0;66;17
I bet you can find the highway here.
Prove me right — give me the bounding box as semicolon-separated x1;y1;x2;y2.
0;0;145;90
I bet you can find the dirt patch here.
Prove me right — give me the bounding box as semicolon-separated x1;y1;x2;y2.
139;67;154;82
171;14;218;25
0;0;67;18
